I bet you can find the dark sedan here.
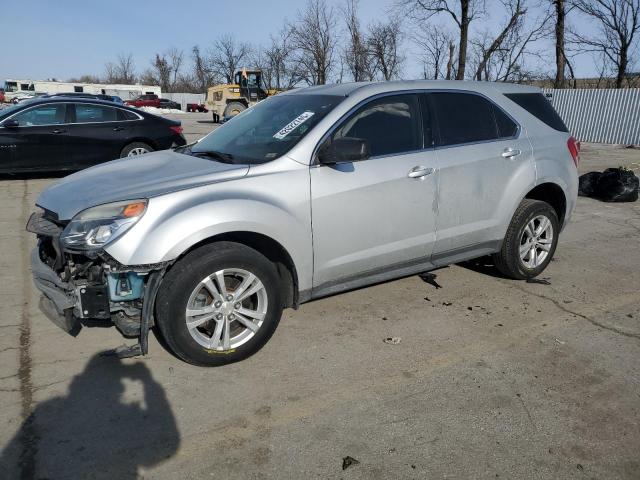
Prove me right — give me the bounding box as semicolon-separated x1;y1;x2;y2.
0;98;186;173
44;92;125;104
159;98;182;110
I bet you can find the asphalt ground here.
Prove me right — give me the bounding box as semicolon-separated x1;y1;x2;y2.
0;112;638;479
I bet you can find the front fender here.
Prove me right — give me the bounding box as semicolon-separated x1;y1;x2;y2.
104;161;313;291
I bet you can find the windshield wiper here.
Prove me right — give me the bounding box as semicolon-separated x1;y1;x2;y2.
190;150;235;164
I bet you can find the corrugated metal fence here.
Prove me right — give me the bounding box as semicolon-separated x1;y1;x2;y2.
543;88;640;145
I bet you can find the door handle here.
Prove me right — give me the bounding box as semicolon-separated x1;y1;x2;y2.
407;166;434;179
113;126;125;131
502;148;521;158
51;129;67;134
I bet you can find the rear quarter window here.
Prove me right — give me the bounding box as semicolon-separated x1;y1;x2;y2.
118;109;139;121
504;93;568;132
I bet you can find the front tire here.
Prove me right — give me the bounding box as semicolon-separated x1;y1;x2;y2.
155;242;283;366
493;199;559;279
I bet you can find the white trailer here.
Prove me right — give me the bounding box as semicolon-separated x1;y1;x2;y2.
2;79;161;100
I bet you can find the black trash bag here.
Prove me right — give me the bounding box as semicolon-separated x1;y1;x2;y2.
593;168;639;202
578;171;602;197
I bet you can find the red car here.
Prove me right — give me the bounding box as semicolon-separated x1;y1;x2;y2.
187;103;208;113
125;94;161;108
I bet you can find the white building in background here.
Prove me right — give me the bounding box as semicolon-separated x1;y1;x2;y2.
3;79;161;100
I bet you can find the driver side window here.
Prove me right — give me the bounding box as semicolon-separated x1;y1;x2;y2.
12;104;67;126
332;94;423;158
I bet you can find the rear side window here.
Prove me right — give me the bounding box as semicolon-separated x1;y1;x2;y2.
430;93;498;146
74;104;117;123
333;94;422;157
504;93;568;132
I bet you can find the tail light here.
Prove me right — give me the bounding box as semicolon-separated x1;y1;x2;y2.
567;136;580;167
170;125;183;135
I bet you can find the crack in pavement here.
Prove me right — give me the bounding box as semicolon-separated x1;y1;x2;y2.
505;281;640;340
17;180;37;480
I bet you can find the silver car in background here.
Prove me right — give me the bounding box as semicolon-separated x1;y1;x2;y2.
27;80;579;366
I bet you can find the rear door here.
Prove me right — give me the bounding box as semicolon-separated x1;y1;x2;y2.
1;103;70;171
65;103;129;167
427;91;534;257
311;93;438;289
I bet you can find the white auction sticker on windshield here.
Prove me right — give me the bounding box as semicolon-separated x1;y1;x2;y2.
273;111;315;139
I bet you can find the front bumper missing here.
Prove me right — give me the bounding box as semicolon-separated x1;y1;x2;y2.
30;247;165;357
30;249;81;336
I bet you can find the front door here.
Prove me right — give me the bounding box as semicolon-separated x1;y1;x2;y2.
2;103;71;171
311;93;438;290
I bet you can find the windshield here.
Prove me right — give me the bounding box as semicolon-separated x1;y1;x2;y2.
191;94;343;164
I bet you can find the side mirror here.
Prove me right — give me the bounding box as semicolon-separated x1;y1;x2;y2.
2;119;19;128
317;137;370;164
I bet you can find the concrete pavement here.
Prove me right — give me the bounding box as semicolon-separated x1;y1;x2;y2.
0;117;638;479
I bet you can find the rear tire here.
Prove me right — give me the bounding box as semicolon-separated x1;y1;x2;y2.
155;242;283;366
223;101;246;119
493;199;559;279
120;142;153;158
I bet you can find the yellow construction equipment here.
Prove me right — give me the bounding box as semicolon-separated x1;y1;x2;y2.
205;69;279;123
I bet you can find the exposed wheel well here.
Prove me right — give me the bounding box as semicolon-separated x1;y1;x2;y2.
525;183;567;226
175;232;299;309
121;138;158;152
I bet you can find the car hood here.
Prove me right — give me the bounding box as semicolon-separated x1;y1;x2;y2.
36;150;249;220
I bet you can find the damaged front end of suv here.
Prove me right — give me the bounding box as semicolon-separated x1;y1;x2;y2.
27;199;166;357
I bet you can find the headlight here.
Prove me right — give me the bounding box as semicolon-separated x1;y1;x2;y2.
60;199;147;250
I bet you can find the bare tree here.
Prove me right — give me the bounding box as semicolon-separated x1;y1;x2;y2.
399;0;485;79
570;0;640;88
553;0;568;87
142;48;186;92
368;18;404;80
209;34;252;83
167;48;184;87
153;54;172;91
288;0;338;85
470;5;551;82
192;46;218;92
342;0;375;81
413;25;454;79
104;53;136;84
252;29;298;89
473;0;527;80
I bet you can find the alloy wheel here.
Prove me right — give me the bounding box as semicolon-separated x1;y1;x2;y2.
127;147;150;156
519;214;554;269
185;268;268;351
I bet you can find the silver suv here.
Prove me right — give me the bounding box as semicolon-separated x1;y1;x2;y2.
27;81;579;366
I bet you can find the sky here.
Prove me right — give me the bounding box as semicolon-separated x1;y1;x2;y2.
1;0;600;84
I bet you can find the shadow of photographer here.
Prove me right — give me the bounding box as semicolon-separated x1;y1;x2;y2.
1;353;180;479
